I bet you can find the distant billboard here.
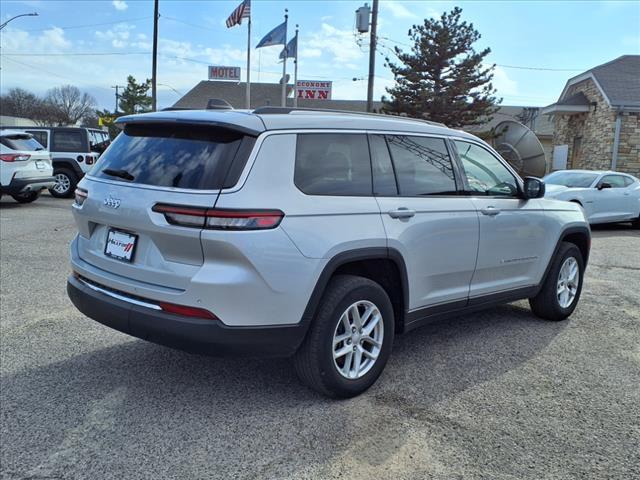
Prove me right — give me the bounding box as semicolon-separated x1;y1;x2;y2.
296;80;332;100
208;66;241;81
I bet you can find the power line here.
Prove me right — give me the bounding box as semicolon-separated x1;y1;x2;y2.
161;16;214;31
1;56;114;91
1;51;151;56
21;16;153;32
379;36;587;72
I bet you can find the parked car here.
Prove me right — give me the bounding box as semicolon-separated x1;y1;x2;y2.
66;108;591;397
0;127;111;198
0;130;55;203
544;170;640;226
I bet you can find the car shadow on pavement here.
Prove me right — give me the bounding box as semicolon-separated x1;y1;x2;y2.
1;302;567;478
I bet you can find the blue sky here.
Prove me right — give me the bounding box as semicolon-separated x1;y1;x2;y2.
1;0;639;110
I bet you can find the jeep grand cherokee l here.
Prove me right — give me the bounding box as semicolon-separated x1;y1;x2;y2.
67;108;590;397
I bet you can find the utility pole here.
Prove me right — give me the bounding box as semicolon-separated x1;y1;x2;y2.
151;0;159;111
366;0;378;113
111;85;125;113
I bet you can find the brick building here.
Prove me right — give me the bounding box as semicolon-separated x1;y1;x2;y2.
542;55;640;175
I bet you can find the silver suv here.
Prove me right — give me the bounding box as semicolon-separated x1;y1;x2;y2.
67;108;590;397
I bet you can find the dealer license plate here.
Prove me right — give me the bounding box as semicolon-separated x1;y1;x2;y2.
104;229;137;262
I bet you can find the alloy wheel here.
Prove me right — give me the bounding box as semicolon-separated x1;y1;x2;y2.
53;173;71;194
557;256;579;308
332;300;384;379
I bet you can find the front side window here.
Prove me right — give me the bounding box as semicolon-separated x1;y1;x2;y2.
368;135;397;196
295;134;372;196
454;141;519;196
52;131;83;152
386;135;457;196
600;175;627;188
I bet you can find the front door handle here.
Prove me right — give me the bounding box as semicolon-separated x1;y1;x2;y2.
480;206;500;216
388;208;416;219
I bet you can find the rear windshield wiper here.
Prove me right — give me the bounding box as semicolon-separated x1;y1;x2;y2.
102;168;135;181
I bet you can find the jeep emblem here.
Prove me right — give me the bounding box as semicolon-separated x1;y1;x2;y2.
103;195;121;209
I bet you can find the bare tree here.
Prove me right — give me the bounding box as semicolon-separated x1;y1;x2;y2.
0;88;43;119
45;85;97;125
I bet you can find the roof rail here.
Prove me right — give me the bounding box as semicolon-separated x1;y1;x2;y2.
252;106;445;127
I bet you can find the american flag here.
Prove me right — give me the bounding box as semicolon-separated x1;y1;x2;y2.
226;0;250;28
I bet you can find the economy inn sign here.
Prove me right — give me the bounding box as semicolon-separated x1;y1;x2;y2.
296;80;332;100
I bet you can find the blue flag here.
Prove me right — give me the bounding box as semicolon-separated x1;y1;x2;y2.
279;35;297;60
256;21;286;48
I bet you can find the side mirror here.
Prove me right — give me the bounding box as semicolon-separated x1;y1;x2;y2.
522;177;545;199
597;182;612;190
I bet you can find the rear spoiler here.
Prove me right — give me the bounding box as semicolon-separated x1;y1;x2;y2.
115;111;265;137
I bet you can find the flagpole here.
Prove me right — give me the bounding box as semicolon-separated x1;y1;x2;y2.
246;16;251;109
293;26;298;107
281;9;288;107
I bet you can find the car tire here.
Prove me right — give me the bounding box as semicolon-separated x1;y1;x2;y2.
293;275;395;398
11;191;41;203
529;242;584;321
49;168;77;198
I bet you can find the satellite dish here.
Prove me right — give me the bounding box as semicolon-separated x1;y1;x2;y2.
491;120;547;177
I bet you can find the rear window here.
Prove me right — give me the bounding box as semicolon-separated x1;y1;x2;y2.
0;135;44;151
294;133;372;196
52;130;84;152
92;124;255;190
25;130;48;148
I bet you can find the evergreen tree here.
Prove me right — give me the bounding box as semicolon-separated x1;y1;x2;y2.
118;75;152;114
383;7;500;127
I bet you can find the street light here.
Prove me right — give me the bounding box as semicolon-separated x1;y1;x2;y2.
0;12;39;31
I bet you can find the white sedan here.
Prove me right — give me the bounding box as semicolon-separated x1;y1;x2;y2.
544;170;640;226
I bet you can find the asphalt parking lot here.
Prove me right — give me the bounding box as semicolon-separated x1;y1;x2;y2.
1;194;639;480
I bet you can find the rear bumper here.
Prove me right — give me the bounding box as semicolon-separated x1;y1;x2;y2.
67;275;308;357
1;176;56;194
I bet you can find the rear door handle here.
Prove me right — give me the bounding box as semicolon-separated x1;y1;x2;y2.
388;208;415;219
480;206;500;216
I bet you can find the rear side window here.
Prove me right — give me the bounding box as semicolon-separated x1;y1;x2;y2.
600;175;627;188
52;131;83;152
295;134;372;196
0;135;44;151
92;124;255;190
623;176;635;187
25;130;48;148
386;135;457;196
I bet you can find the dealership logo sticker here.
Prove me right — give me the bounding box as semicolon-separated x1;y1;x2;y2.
103;195;121;209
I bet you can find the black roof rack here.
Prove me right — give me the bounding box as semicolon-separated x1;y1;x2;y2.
251;106;445;127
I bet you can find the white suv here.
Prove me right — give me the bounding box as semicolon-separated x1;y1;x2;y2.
67;108;591;397
0;130;55;203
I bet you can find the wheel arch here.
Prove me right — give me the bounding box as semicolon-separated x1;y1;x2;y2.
539;226;591;292
52;158;83;178
301;247;409;334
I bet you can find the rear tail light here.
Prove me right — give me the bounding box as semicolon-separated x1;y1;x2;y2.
85;155;94;165
74;188;88;206
158;302;218;320
152;204;284;230
0;154;30;162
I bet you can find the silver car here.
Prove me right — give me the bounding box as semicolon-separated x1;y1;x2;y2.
544;170;640;226
67;108;591;397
